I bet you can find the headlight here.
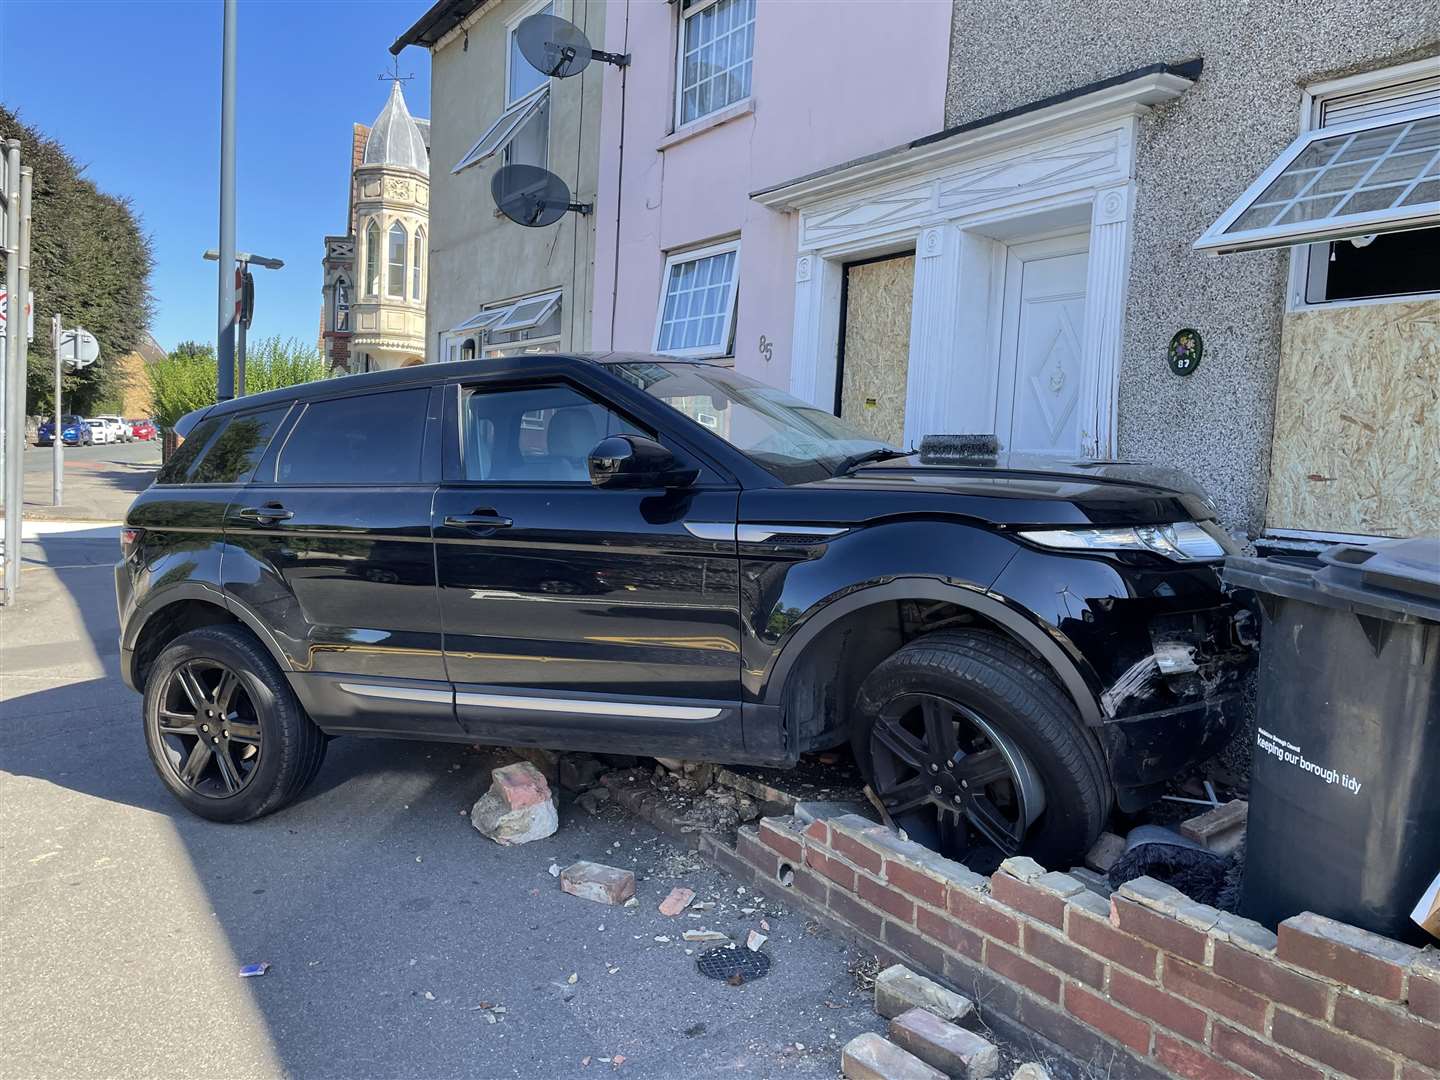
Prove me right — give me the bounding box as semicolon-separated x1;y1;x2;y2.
1018;522;1228;561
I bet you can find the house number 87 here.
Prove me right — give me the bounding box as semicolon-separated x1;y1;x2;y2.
758;335;774;363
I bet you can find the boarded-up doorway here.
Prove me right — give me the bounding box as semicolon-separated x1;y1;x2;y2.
837;252;915;447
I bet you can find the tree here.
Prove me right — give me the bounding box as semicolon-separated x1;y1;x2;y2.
147;336;328;429
0;104;155;415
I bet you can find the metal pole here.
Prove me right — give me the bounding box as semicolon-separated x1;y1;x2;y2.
236;262;248;397
52;314;62;506
216;0;238;401
3;144;25;605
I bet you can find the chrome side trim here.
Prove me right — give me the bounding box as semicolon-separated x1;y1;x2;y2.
683;521;737;542
737;524;848;543
338;682;453;704
455;691;723;721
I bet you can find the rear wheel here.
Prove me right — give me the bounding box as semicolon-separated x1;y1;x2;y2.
143;624;325;822
853;630;1110;868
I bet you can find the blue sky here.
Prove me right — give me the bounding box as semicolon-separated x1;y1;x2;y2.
1;0;434;352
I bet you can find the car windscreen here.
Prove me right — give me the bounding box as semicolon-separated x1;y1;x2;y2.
611;361;894;484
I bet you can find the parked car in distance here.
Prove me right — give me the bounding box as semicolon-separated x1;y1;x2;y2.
86;419;115;445
96;415;131;442
128;418;158;441
38;415;92;446
116;355;1255;866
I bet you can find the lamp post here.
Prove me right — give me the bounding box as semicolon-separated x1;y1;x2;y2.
203;249;284;396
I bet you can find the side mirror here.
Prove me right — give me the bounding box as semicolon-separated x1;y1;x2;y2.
588;435;699;489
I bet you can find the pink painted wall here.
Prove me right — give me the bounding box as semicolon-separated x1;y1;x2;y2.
591;0;952;389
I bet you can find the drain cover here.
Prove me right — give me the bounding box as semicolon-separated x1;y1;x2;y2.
696;945;772;983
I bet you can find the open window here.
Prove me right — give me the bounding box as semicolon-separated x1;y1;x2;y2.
652;241;740;359
444;289;564;361
452;88;549;175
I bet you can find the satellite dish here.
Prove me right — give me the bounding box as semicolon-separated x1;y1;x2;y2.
515;12;630;78
492;164;592;228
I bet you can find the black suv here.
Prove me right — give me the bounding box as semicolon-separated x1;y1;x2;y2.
117;355;1253;865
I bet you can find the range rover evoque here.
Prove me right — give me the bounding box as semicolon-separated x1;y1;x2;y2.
117;354;1254;866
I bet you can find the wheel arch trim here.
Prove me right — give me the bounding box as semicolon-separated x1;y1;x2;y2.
124;583;297;686
763;577;1104;726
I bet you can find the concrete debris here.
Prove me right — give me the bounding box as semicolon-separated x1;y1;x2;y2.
559;861;636;906
682;929;728;942
1180;798;1248;855
874;965;974;1023
508;747;560;786
841;1032;945;1080
1084;832;1126;873
1010;1065;1052;1080
471;762;559;846
659;887;695;916
746;930;767;952
889;1007;999;1078
548;863;561;877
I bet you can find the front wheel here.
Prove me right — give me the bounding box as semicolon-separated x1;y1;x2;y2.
853;630;1110;868
143;624;326;822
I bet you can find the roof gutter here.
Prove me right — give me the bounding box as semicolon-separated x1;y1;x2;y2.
390;0;486;53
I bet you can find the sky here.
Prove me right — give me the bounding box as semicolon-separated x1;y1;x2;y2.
0;0;435;353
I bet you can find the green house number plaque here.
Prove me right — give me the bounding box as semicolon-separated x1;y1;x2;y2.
1168;328;1202;376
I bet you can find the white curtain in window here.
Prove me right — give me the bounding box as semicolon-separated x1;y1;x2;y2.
387;222;408;296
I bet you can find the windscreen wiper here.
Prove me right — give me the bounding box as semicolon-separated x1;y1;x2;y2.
834;448;909;476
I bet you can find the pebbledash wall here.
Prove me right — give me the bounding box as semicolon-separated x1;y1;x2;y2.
945;2;1439;537
706;813;1440;1080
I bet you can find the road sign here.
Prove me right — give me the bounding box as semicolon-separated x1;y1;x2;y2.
58;327;99;368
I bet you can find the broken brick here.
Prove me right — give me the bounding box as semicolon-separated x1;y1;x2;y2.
888;1007;999;1078
874;964;973;1022
841;1032;945;1080
559;861;636;906
658;887;695;916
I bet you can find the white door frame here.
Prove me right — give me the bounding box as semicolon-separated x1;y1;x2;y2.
754;74;1192;458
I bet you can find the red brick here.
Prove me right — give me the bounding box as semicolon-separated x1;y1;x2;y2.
883;919;946;976
885;859;946;908
1335;992;1440;1070
757;820;803;863
986;941;1061;1002
916;903;983;962
1163;956;1269;1032
1278;914;1413;1001
1410;968;1440;1024
992;873;1065;928
1068;909;1159;978
1112;897;1209;964
831;829;883;875
1024;925;1105;989
858;874;916;923
1212;939;1330;1019
803;819;829;843
1212;1022;1324;1080
1064;984;1151;1054
735;830;779;877
829;886;883;939
791;865;828;905
804;848;855;892
949;887;1021;946
1273;1008;1399;1080
1108;967;1207;1043
1154;1033;1251;1080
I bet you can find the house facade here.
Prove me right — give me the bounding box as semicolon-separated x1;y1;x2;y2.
589;0;954;431
392;0;607;363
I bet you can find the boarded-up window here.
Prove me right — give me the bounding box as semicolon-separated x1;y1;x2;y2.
838;253;915;447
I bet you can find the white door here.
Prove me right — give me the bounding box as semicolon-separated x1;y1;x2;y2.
995;235;1090;457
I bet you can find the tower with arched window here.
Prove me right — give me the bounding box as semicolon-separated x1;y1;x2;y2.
324;80;430;372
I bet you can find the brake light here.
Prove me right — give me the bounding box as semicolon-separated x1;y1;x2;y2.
120;528;145;557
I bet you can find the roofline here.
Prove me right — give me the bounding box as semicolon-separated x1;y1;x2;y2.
750;59;1202;210
391;0;487;53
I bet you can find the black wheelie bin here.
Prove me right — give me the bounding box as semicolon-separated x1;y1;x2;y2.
1223;537;1440;944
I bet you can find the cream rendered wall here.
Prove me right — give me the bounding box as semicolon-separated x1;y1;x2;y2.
426;0;605;359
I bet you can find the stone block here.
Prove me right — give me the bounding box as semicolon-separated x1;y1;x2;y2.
470;761;558;845
874;963;974;1022
1180;799;1247;855
559;861;636;905
1084;831;1126;873
889;1007;999;1078
841;1033;946;1080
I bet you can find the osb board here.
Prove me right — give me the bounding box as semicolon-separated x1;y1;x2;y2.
1267;299;1439;536
840;255;915;447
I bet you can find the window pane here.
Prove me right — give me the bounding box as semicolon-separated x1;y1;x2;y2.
156;416;227;485
656;247;738;355
387;223;407;296
412;229;425;300
509;1;553;102
365;222;380;295
462;385;646;482
504;96;549;169
276;390;428;485
190;407;288;484
678;0;755;125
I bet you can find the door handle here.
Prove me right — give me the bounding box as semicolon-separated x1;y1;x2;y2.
237;505;294;524
444;513;513;530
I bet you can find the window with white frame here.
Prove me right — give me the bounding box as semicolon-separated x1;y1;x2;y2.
509;0;552;103
364;220;380;296
453;89;549;174
676;0;755;128
1197;59;1439;307
387;221;408;297
412;227;425;301
443;289;564;362
653;241;740;358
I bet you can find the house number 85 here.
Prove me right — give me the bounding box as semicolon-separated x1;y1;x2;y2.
758;335;774;363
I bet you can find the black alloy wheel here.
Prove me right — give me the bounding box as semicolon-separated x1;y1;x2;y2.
867;691;1044;859
152;659;263;797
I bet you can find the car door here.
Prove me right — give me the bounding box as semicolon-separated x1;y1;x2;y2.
221;383;459;739
432;373;745;759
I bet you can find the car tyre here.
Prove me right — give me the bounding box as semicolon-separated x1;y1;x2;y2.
852;629;1110;868
143;624;326;822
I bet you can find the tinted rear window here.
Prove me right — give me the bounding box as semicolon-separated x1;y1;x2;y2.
275;389;427;485
189;407;288;485
156;416;227;485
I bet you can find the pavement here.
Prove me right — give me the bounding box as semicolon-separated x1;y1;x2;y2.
0;526;894;1079
6;438;159;521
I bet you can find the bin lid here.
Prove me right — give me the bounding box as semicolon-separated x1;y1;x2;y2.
1224;535;1440;624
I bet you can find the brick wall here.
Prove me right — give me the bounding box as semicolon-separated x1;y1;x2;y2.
708;813;1439;1080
